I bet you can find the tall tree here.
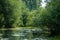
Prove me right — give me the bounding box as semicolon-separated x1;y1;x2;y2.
0;0;23;28
46;0;60;36
22;0;41;10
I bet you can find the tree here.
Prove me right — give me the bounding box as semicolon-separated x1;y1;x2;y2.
22;0;41;10
0;14;4;28
0;0;24;28
45;0;60;36
20;7;29;27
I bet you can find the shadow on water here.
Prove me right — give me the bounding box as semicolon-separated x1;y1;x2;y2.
0;28;48;40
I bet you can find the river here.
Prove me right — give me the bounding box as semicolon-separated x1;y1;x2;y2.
0;28;48;40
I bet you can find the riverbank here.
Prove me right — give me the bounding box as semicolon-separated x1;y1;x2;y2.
0;27;41;30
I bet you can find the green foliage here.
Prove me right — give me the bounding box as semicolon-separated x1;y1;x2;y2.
0;14;4;28
45;0;60;36
0;0;60;37
22;0;41;10
0;0;26;28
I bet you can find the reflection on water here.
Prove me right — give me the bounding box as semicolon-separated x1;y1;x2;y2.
0;28;47;40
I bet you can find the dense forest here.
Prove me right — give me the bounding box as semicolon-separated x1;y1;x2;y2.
0;0;60;38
